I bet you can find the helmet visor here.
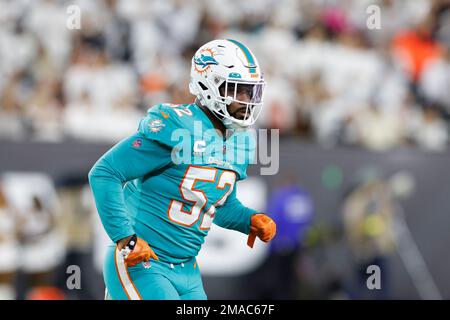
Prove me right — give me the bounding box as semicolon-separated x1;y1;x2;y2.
220;80;265;105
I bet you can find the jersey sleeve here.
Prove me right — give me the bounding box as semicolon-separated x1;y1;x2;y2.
88;131;173;243
213;186;259;234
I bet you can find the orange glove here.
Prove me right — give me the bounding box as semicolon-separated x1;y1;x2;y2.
247;214;276;248
118;235;159;267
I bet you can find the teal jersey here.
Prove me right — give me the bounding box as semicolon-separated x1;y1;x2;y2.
89;103;258;263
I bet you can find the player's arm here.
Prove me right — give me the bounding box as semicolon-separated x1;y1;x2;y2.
88;132;172;259
213;187;276;247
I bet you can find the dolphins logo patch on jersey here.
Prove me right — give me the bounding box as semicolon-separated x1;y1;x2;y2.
148;119;165;133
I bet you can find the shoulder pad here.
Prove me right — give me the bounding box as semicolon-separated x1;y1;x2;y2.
138;103;196;148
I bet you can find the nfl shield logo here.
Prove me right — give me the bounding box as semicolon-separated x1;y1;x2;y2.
132;139;142;148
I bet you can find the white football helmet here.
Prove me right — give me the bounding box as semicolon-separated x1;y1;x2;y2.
189;39;266;128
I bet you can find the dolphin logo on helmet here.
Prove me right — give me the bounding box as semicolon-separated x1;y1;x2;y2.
194;53;219;68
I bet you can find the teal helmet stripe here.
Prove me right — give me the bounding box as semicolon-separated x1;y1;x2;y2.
226;39;256;74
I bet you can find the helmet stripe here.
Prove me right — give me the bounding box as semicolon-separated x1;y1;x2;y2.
226;39;256;74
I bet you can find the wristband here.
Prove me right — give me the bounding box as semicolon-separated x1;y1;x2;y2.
119;234;137;258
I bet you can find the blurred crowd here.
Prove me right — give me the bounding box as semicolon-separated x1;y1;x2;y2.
0;173;109;300
0;0;450;150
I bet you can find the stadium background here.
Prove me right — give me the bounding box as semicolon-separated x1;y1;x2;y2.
0;0;449;299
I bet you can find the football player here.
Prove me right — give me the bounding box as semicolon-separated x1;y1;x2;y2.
89;39;276;300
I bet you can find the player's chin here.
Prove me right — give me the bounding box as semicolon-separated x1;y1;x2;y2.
233;110;247;120
228;104;248;120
